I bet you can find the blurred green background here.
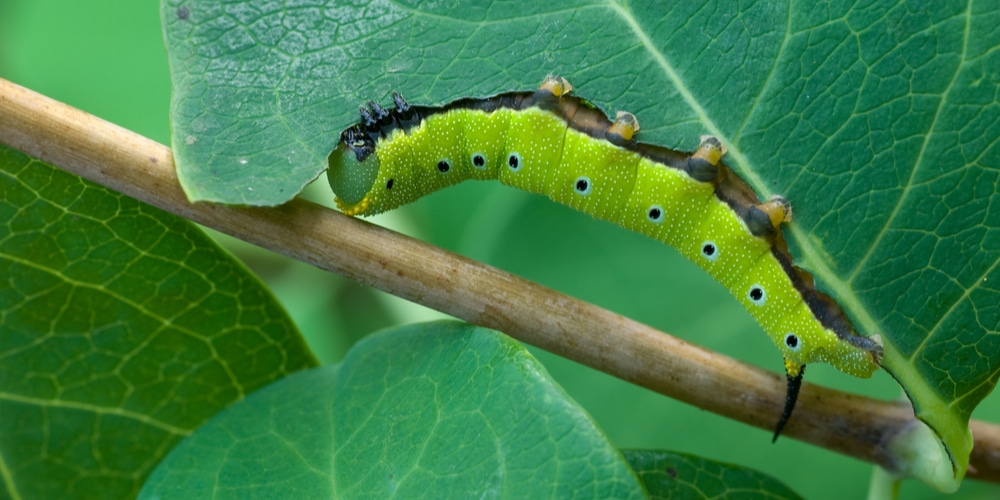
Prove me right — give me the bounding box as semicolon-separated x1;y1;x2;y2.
1;1;996;498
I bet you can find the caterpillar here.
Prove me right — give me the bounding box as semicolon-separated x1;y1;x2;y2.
327;76;883;440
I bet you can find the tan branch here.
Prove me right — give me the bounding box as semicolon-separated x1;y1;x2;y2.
0;77;997;484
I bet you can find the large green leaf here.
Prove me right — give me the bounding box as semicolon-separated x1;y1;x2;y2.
161;0;1000;488
0;146;318;499
139;321;645;498
623;449;803;500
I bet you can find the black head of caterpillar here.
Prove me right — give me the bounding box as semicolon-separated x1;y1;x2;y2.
327;75;884;441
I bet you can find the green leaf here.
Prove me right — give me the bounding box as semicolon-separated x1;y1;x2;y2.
0;146;318;499
161;0;1000;487
623;449;803;500
161;0;347;205
139;321;645;498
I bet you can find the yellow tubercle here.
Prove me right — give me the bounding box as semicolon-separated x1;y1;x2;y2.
609;111;640;141
784;357;804;378
539;75;574;96
758;195;793;228
336;195;373;216
693;135;726;166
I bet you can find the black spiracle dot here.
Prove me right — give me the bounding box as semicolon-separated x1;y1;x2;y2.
507;153;521;171
648;207;662;221
785;334;799;349
386;178;394;190
472;154;486;168
575;178;589;192
702;243;716;257
437;160;450;173
750;287;763;301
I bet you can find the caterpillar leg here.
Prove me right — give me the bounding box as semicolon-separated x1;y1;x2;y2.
772;360;805;442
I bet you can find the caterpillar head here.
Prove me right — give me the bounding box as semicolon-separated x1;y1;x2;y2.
328;125;380;215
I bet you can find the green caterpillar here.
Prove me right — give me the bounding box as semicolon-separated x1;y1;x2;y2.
327;76;883;440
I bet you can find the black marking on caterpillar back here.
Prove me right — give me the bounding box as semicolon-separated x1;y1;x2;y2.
392;92;419;129
341;126;375;162
367;100;391;124
358;106;377;130
745;205;779;239
685;157;720;182
391;92;409;114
